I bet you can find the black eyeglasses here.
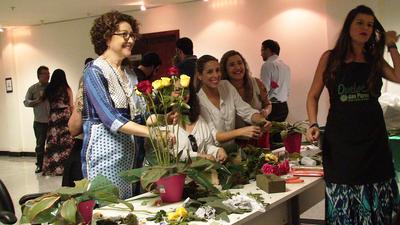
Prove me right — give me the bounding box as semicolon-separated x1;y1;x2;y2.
188;135;198;152
113;31;137;41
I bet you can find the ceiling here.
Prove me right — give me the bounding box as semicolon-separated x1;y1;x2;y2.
0;0;197;27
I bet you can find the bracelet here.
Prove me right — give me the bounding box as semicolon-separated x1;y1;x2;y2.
387;44;398;50
309;123;319;129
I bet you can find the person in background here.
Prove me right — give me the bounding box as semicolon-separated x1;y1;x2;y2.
24;66;50;173
42;69;74;176
220;50;272;147
260;39;291;148
195;55;271;148
168;78;227;162
306;5;400;224
62;57;93;186
175;37;197;78
83;11;151;199
134;52;161;81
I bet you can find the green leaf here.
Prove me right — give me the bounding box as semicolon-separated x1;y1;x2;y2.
56;186;86;196
117;199;134;211
30;206;59;224
186;169;220;194
218;211;230;222
120;167;149;183
26;195;60;221
141;168;168;190
60;198;77;224
74;179;90;190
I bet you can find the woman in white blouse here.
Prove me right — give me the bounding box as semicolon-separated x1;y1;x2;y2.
195;55;271;147
168;79;228;162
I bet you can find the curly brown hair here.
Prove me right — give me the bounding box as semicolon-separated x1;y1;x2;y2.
90;11;139;55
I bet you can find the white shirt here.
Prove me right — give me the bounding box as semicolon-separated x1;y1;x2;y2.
260;55;291;102
197;80;259;145
168;116;220;159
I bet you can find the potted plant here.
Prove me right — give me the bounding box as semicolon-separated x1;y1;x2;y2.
270;121;308;153
121;74;224;203
20;176;134;225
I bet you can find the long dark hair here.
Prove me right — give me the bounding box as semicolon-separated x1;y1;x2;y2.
44;69;70;102
220;50;253;103
324;5;385;95
194;55;218;92
186;80;200;123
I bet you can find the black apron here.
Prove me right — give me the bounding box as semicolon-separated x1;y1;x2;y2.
323;62;394;184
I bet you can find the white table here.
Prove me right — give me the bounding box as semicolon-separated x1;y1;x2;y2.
94;176;325;225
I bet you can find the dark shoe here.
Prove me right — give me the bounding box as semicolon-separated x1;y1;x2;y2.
35;166;42;173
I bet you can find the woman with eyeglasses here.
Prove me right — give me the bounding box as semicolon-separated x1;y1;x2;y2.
195;55;271;148
82;11;150;199
166;80;227;162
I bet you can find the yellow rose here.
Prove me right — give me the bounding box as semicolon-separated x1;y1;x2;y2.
175;207;188;218
167;212;179;221
135;88;142;96
152;79;163;90
264;153;278;163
179;74;190;88
161;77;171;87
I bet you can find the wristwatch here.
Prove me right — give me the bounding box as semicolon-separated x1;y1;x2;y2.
309;123;319;129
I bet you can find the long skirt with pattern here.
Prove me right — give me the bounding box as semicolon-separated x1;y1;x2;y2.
326;178;400;225
81;123;138;199
42;107;74;176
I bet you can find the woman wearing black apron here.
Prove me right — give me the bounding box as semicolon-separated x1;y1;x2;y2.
306;5;400;225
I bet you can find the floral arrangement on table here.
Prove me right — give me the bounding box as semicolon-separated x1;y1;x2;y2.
218;145;290;189
270;120;308;140
261;153;290;176
20;176;133;225
144;191;266;224
121;70;226;202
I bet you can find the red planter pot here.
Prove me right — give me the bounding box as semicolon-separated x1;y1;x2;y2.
283;133;302;153
156;174;186;203
78;200;96;225
257;131;270;149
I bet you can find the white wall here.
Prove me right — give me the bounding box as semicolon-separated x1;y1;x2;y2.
0;0;399;152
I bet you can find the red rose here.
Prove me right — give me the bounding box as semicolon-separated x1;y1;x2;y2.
136;80;152;95
167;66;180;76
271;81;279;89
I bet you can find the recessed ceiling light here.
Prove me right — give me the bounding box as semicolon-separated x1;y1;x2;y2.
140;5;146;11
0;28;4;32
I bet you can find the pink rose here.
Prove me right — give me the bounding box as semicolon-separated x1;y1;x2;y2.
277;160;290;175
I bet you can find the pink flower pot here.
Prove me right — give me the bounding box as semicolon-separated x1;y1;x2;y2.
257;131;270;149
283;133;302;153
78;200;96;225
156;174;186;203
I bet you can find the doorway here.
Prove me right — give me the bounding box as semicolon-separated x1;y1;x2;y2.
131;30;179;81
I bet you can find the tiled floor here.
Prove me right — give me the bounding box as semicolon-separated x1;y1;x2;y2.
0;156;62;221
0;156;324;224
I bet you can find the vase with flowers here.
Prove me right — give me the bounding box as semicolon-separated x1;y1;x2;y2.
270;121;308;153
121;72;222;203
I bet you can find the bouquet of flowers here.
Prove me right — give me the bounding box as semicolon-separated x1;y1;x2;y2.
260;153;290;176
121;71;221;199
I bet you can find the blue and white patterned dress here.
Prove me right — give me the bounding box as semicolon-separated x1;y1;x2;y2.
81;57;142;199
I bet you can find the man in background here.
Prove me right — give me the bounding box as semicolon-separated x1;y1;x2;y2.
24;65;50;173
260;39;291;148
135;52;161;81
260;39;291;123
175;37;197;78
